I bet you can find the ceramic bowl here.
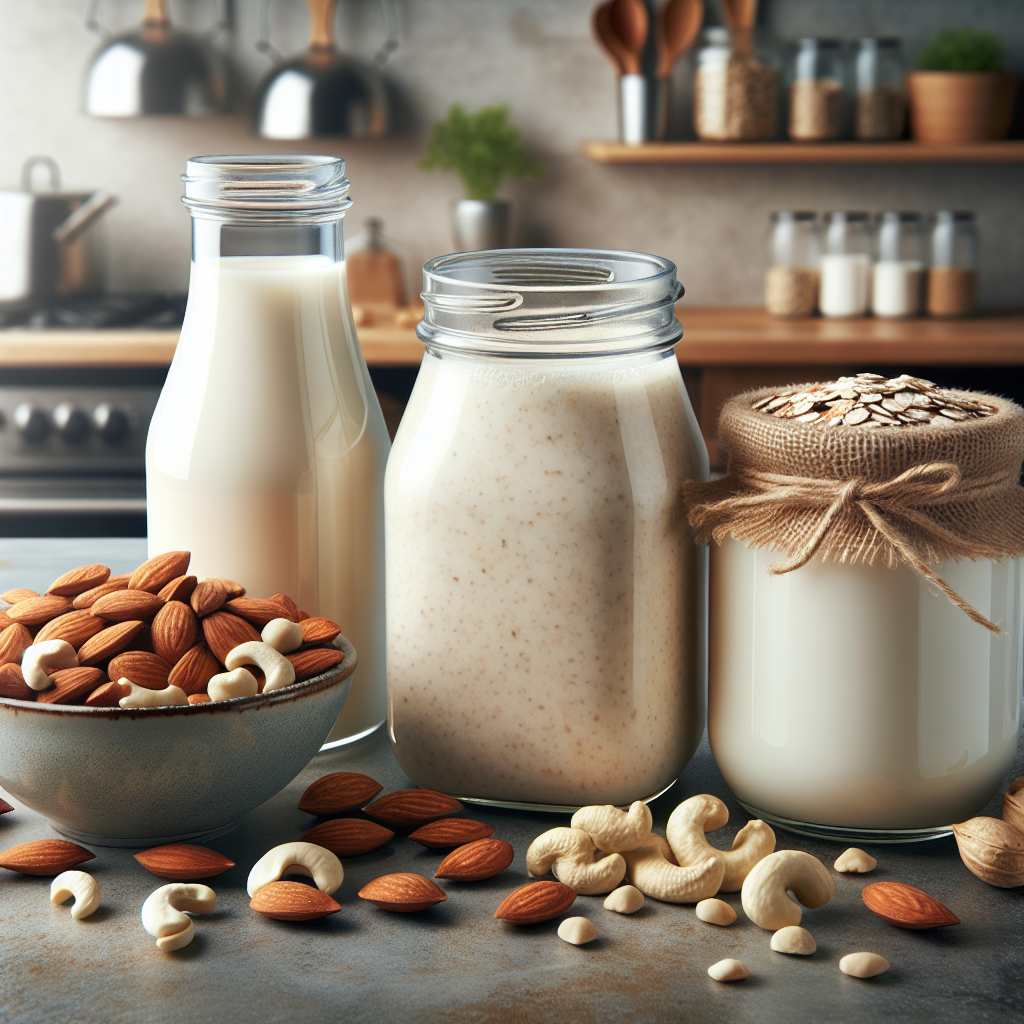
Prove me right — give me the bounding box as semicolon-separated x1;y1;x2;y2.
0;636;357;847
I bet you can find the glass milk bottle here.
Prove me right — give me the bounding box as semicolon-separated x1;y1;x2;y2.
146;155;389;747
819;211;872;317
872;211;924;318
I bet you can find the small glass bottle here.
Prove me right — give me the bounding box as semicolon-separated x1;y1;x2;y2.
765;212;820;318
928;211;978;317
872;212;924;318
854;38;906;140
788;39;844;142
819;211;872;317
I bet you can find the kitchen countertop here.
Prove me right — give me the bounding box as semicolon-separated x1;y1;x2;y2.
0;538;1021;1024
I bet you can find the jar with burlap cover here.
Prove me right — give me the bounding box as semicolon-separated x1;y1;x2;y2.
682;384;1024;634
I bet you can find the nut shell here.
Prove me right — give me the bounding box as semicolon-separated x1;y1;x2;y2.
298;772;383;815
436;838;514;881
358;872;447;912
1004;778;1024;834
952;817;1024;888
250;880;341;921
861;881;960;929
494;880;577;923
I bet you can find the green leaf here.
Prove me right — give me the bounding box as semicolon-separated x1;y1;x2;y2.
916;29;1004;73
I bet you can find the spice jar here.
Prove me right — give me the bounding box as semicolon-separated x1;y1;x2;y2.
686;374;1024;841
928;211;978;317
386;249;708;809
765;211;820;318
872;211;924;318
694;28;779;141
788;39;844;142
854;38;906;140
819;211;872;317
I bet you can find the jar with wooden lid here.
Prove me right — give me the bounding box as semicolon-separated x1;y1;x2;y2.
765;211;820;318
928;211;978;318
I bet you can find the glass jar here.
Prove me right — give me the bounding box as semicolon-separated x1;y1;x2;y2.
872;211;924;318
146;155;390;747
765;211;820;318
694;28;779;141
819;211;872;317
788;39;844;142
854;38;906;140
385;249;709;809
928;211;978;317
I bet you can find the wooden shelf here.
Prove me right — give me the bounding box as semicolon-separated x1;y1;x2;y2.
583;140;1024;164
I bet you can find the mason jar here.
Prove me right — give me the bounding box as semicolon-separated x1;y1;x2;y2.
788;39;844;141
385;249;709;809
928;211;979;317
854;38;906;140
819;210;872;317
872;211;925;318
765;211;820;318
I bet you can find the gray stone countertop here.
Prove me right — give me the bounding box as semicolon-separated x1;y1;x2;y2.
0;539;1020;1024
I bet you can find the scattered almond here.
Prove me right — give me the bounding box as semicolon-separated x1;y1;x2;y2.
202;612;261;663
72;574;130;609
495;881;577;924
37;667;106;705
436;838;514;881
409;819;496;849
85;680;132;707
286;647;347;681
0;800;11;814
187;693;212;705
89;590;163;622
157;575;198;603
77;620;146;665
952;816;1024;888
129;551;191;593
862;881;960;929
1004;778;1024;834
0;663;34;700
168;643;221;696
301;819;395;857
298;772;383;815
107;651;172;690
7;595;72;627
0;839;95;875
190;579;227;617
46;564;111;598
151;601;198;665
34;610;107;648
363;789;464;829
358;873;448;912
250;880;342;921
0;623;33;666
134;844;235;880
299;617;342;644
225;597;294;628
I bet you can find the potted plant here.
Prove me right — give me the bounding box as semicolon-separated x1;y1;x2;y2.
419;104;544;251
908;29;1016;144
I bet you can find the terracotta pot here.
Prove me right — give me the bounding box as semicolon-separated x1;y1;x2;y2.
907;71;1016;144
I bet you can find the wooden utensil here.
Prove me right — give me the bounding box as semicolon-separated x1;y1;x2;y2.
609;0;648;75
720;0;758;32
656;0;703;78
593;1;628;75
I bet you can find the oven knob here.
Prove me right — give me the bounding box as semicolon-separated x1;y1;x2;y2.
13;402;50;443
93;403;129;443
53;403;91;442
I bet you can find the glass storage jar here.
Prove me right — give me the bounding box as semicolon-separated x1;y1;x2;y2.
854;38;906;140
694;28;779;141
385;249;709;810
872;211;924;318
928;211;978;317
820;211;872;317
788;39;844;141
765;211;820;318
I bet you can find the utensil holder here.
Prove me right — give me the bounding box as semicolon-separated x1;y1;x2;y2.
619;75;668;144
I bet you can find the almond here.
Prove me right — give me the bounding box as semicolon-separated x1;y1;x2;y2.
77;620;145;665
861;881;960;929
46;564;111;597
107;651;171;690
34;610;106;648
85;680;132;707
271;593;300;621
202;611;261;663
127;623;154;653
151;600;198;664
0;623;33;665
224;597;294;628
169;643;221;696
0;663;34;700
7;595;72;627
73;573;130;609
89;590;163;622
157;574;198;603
134;844;235;880
0;839;95;875
410;819;496;849
0;611;14;630
37;667;107;705
357;872;448;912
0;800;11;814
301;819;395;857
190;579;227;617
286;647;347;681
297;610;310;621
1;588;38;605
297;772;383;815
300;617;342;644
250;880;342;921
188;693;211;705
363;789;464;829
209;578;245;599
129;551;191;593
436;838;514;881
494;881;577;924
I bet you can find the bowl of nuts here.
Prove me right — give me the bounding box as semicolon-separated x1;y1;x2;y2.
0;552;358;847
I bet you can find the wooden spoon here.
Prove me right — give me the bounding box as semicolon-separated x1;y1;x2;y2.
609;0;648;75
656;0;703;78
720;0;758;32
592;0;628;75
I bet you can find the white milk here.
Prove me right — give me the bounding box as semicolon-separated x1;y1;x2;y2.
819;253;872;317
147;256;388;743
872;260;923;317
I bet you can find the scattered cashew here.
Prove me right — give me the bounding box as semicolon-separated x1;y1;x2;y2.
22;640;77;691
246;841;343;898
225;642;296;693
603;885;645;915
834;848;877;874
666;794;776;892
208;668;259;702
261;618;303;654
50;870;100;920
622;834;724;904
526;827;626;895
557;917;598;945
141;883;216;952
708;959;749;982
840;952;889;978
740;850;836;931
570;801;652;853
695;898;736;926
118;680;189;708
771;925;816;955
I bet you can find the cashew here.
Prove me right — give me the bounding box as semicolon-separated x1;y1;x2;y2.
839;952;889;978
22;640;77;691
695;898;736;925
740;850;835;931
226;641;295;693
261;618;303;654
622;834;724;904
50;870;100;920
708;959;749;982
208;668;259;702
118;679;189;708
246;841;343;898
141;883;216;952
603;885;644;914
834;848;877;874
526;827;626;895
771;925;816;955
666;794;776;892
557;917;598;945
570;801;652;853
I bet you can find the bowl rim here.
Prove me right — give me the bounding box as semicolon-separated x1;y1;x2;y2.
0;635;357;719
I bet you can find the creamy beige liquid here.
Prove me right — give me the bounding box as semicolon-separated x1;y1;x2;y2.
146;256;389;742
385;350;707;806
710;538;1023;829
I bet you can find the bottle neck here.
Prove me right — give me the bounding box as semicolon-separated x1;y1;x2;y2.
191;216;344;263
